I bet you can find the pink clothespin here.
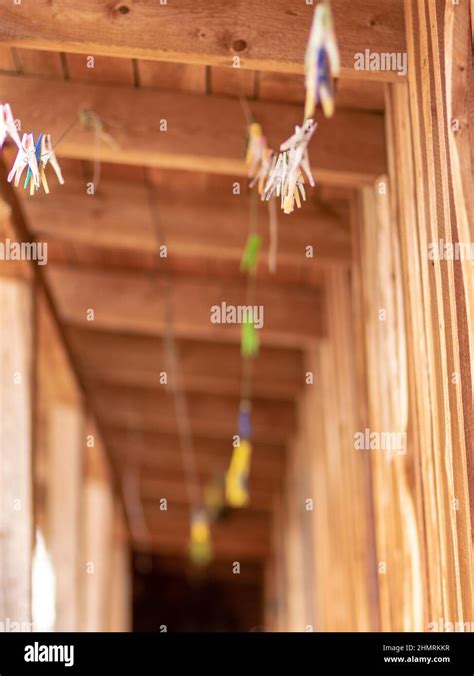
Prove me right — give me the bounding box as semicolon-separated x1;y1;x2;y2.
39;134;64;194
0;103;21;149
7;133;40;192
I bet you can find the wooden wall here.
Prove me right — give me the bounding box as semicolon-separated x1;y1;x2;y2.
0;197;131;632
266;0;473;632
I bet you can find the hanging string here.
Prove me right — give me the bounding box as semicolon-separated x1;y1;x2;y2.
268;196;278;273
121;426;152;546
145;172;202;512
79;109;120;192
122;465;150;545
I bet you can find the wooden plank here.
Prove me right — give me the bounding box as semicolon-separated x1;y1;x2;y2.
287;273;376;631
80;418;114;632
66;53;135;85
45;264;325;347
15;47;63;76
0;271;33;626
46;403;83;631
66;326;304;400
259;73;386;112
356;183;425;631
397;0;474;622
138;61;206;93
21;177;351;266
89;384;295;445
0;0;406;81
140;504;270;560
0;74;386;185
107;507;131;631
210;67;256;98
140;475;274;512
104;429;285;482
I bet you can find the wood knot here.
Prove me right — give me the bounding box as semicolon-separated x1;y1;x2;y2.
231;38;248;54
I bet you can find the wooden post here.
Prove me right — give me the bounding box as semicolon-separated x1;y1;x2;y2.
371;0;474;629
37;289;84;631
301;272;377;632
277;268;378;632
107;505;131;632
355;181;426;631
0;199;33;627
80;418;114;632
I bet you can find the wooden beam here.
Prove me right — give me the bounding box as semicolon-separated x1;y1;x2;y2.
46;264;325;347
0;221;33;626
104;429;286;483
89;385;295;445
80;417;114;632
21;177;351;266
140;504;270;560
107;507;131;632
140;475;274;512
147;554;263;585
0;74;386;185
0;0;406;81
66;326;304;400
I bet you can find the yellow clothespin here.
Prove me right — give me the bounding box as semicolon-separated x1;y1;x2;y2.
225;439;252;508
189;508;213;566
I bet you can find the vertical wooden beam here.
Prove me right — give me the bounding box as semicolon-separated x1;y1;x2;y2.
107;505;131;632
0;200;33;626
80;418;114;632
356;181;425;631
37;290;84;631
301;272;377;632
380;0;474;628
279;268;377;632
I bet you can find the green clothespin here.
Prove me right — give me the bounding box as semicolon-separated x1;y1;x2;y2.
241;320;259;358
240;233;261;273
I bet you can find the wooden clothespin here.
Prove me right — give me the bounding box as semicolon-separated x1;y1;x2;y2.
39;134;65;194
189;508;213;566
305;0;340;119
279;119;316;214
7;133;40;193
0;103;21;149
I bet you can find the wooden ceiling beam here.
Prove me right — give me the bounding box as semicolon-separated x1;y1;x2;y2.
135;530;269;561
66;326;304;400
0;74;386;185
89;384;296;445
140;475;275;512
140;505;270;560
0;0;405;81
21;177;351;266
46;264;325;347
103;429;286;482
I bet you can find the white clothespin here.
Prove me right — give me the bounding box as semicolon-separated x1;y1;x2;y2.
7;133;40;192
250;147;275;197
0;103;22;149
267;120;317;214
281;119;316;197
39;134;64;193
305;1;340;119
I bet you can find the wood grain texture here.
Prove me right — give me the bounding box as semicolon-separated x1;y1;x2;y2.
0;0;406;80
45;264;325;347
20;176;352;266
65;326;304;400
88;384;296;445
0;74;386;185
0;275;33;625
